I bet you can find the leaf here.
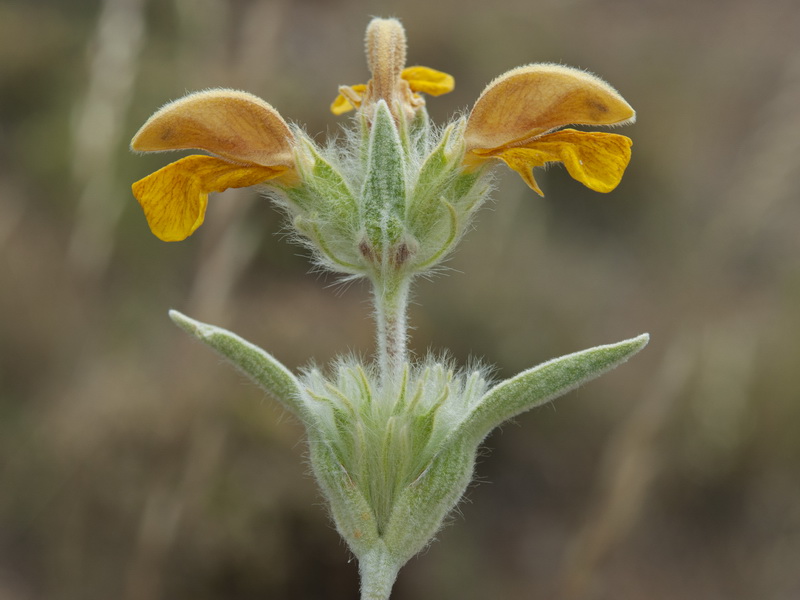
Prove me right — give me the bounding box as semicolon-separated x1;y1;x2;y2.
169;310;304;418
459;333;649;445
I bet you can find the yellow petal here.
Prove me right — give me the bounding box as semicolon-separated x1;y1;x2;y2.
330;84;367;115
402;66;455;96
132;155;287;241
465;64;635;152
131;89;294;167
482;129;633;195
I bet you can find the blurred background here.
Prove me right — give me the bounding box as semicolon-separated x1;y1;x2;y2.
2;0;800;598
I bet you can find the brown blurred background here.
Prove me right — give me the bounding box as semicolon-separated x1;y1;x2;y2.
2;0;800;598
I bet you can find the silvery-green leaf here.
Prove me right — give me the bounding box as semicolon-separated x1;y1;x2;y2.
459;333;649;445
169;310;304;418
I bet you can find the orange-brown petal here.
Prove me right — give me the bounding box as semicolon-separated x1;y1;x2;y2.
132;155;288;241
131;89;294;167
465;64;635;152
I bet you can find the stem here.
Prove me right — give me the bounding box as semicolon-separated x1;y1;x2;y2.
359;545;400;600
372;274;411;386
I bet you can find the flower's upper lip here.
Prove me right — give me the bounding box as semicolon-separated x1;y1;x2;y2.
131;89;295;167
464;63;635;153
364;18;408;107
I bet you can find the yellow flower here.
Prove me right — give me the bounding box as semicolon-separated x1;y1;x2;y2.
131;89;295;241
463;64;636;195
330;18;454;119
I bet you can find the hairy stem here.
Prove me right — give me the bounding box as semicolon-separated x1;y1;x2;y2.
372;274;411;386
359;545;400;600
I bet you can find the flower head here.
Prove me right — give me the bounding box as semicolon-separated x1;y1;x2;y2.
130;17;635;268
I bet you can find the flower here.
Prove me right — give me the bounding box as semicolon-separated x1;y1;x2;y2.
331;18;455;120
463;64;636;195
130;90;296;241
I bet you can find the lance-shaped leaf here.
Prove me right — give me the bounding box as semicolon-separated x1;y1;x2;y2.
169;310;304;418
458;333;649;445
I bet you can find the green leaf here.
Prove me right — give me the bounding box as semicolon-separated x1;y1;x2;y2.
459;333;649;444
169;310;305;418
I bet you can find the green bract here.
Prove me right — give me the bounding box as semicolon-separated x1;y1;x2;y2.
279;102;488;278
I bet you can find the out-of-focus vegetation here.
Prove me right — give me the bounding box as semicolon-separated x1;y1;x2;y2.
2;0;800;598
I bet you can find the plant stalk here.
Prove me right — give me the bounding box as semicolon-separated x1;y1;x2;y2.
359;545;400;600
372;274;411;387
